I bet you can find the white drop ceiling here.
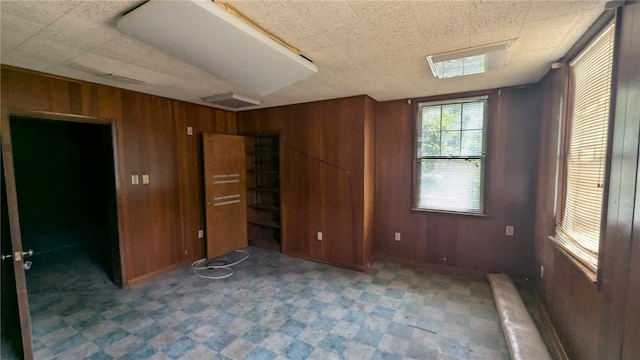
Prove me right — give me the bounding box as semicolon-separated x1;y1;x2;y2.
0;0;606;110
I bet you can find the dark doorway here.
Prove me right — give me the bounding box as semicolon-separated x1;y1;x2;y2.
9;117;120;295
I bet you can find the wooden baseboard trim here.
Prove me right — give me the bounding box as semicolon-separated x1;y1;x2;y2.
372;253;487;280
531;285;569;360
126;257;196;287
283;250;365;272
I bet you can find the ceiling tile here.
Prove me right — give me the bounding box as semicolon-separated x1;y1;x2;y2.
470;25;520;48
287;1;359;36
349;2;426;58
0;0;82;26
409;1;471;47
64;1;141;25
525;1;599;23
35;16;121;51
8;37;82;65
1;29;28;56
91;35;157;64
112;63;174;85
552;30;584;60
570;5;607;32
1;11;46;38
69;53;128;75
228;1;316;46
1;52;52;72
470;1;530;33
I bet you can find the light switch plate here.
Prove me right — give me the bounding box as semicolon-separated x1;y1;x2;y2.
131;174;139;185
198;230;204;238
317;232;322;241
187;126;193;135
142;174;150;184
394;232;401;241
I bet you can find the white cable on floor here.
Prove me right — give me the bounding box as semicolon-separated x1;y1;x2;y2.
191;249;250;279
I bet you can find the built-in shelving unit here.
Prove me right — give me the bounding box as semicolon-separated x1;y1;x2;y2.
244;134;281;251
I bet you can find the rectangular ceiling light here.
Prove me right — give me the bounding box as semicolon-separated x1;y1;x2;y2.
117;0;318;95
426;40;513;79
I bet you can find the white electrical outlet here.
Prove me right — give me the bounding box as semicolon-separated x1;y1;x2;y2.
198;230;204;238
142;174;150;184
187;126;193;135
317;232;323;241
394;232;401;241
540;265;544;279
131;174;139;185
506;225;514;236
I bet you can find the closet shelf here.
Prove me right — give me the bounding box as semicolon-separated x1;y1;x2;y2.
247;169;278;173
248;219;281;229
247;187;279;192
246;151;279;155
249;203;280;211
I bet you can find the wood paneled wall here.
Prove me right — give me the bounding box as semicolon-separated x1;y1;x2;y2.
374;87;541;277
236;96;375;270
533;3;640;359
0;66;236;286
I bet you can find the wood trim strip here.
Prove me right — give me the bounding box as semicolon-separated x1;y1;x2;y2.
531;284;570;360
126;257;197;287
373;253;488;280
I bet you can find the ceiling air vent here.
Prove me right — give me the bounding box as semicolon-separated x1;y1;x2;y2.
202;93;261;110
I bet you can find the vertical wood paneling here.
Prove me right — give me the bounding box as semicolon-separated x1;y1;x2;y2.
175;102;237;261
374;87;540;276
237;96;374;270
374;100;427;260
0;66;236;285
533;4;640;359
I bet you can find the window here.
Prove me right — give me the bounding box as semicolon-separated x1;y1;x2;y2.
414;96;487;214
554;22;615;273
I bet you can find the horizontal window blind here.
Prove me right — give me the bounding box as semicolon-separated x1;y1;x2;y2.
555;22;615;272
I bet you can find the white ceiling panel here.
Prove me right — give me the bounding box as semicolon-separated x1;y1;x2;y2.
7;37;82;65
0;0;607;110
70;52;128;75
410;1;471;48
35;17;121;51
525;1;597;23
470;1;531;33
91;35;157;64
0;11;45;39
0;0;82;26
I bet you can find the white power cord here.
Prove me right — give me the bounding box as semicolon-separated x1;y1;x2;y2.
191;249;250;279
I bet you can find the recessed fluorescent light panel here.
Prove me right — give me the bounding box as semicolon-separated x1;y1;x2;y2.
426;40;513;79
116;0;317;95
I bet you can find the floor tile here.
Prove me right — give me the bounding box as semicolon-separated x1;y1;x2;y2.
16;246;511;360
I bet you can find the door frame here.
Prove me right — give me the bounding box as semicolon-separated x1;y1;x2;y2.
1;110;128;359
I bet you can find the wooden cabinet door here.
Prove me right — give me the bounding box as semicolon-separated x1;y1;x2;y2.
203;134;247;259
